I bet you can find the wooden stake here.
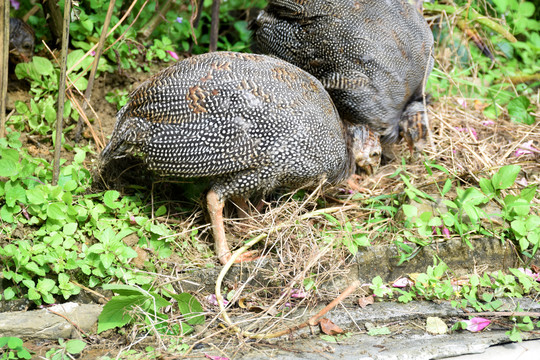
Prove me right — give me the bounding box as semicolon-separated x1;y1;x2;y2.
52;0;71;185
0;0;9;138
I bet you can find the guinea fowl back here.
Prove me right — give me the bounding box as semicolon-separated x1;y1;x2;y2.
252;0;434;146
101;52;354;198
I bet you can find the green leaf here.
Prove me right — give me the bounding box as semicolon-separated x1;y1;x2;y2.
63;223;78;236
170;292;205;325
37;278;56;293
402;204;418;219
368;326;391;336
5;182;26;207
0;158;17;177
492;165;521;190
97;295;147;333
33;57;54;76
47;202;67;220
103;190;121;209
65;339;86;354
507;96;534;124
511;220;527;236
4;287;16;300
441;179;452;196
26;187;47;205
7;336;23;349
102;283;147;296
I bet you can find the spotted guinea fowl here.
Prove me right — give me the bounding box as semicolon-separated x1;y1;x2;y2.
9;18;35;63
252;0;434;151
100;51;381;265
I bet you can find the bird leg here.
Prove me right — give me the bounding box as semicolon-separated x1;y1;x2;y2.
207;191;261;265
207;190;230;264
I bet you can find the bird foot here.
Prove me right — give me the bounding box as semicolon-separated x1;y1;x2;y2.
219;250;263;265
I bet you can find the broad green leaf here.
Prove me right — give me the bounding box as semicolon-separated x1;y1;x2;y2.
33;56;54;76
511;220;527;236
47;202;67;220
170;292;205;325
5;182;26;207
492;165;521;190
65;339;86;354
26;187;47;205
104;190;121;209
402;204;418;219
97;294;147;333
102;283;147;296
0;158;17;177
63;222;78;236
368;326;391;336
37;278;56;293
3;287;16;300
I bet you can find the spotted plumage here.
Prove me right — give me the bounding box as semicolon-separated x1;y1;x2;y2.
252;0;434;149
100;51;381;264
9;18;34;63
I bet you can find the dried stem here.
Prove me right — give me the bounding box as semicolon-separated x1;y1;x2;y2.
52;0;71;186
0;0;8;138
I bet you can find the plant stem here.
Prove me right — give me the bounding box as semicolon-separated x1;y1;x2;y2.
52;0;71;186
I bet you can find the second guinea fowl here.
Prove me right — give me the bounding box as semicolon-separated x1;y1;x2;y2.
9;18;35;63
100;51;381;265
252;0;434;152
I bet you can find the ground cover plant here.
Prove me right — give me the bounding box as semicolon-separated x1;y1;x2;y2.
1;0;539;358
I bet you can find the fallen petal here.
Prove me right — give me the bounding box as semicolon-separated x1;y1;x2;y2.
481;120;494;126
167;50;179;60
206;294;228;306
392;278;412;288
290;289;308;298
464;317;491;332
205;354;229;360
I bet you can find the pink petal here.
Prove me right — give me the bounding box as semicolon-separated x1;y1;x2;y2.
456;98;467;108
167;50;179;60
481;120;494;126
464;317;491;332
518;140;540;154
290;289;308;298
516;178;528;187
10;0;20;10
515;148;532;157
518;268;540;282
392;277;412;288
129;215;137;225
205;354;229;360
469;128;478;141
206;294;229;306
442;227;450;238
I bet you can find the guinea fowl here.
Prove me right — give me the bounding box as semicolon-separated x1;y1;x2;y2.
252;0;434;152
100;51;381;265
9;18;35;63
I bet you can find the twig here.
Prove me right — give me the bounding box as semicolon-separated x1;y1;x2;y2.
209;0;220;52
215;206;360;339
138;0;174;39
0;0;8;138
47;308;89;337
41;41;106;150
52;0;71;186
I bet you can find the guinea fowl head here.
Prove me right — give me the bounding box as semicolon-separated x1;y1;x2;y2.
9;18;35;63
347;123;382;176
